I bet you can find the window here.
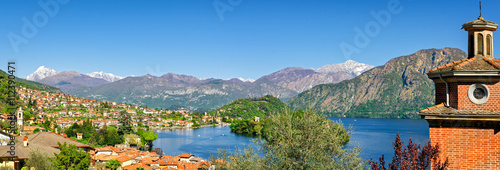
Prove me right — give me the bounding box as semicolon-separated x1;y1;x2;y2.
468;83;489;105
487;34;492;56
478;33;484;55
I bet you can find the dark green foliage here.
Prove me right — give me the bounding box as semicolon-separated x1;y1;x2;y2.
118;110;133;136
64;119;94;140
230;117;266;136
105;159;121;170
56;81;71;86
213;95;289;119
51;142;91;170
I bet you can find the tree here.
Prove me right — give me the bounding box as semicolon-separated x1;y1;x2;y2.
33;128;40;134
154;148;164;158
104;126;122;146
51;142;91;170
142;131;158;147
26;149;53;170
212;110;364;169
369;133;448;170
105;159;121;170
118;110;133;136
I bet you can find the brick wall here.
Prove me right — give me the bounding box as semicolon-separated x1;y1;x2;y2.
435;82;500;110
430;127;500;169
456;82;500;110
435;83;459;108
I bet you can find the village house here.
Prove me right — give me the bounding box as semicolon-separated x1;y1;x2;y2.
0;132;92;169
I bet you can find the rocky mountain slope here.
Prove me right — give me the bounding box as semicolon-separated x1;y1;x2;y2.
38;71;109;93
70;74;298;111
316;60;374;76
30;60;372;111
287;48;466;118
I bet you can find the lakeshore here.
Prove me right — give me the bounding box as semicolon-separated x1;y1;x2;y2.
153;118;429;162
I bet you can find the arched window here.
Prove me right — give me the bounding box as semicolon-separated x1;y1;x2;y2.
478;33;484;55
487;35;492;56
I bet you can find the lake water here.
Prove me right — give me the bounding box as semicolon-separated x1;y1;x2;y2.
153;118;429;162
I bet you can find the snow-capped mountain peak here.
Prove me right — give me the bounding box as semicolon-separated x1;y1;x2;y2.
237;77;255;83
25;66;59;81
85;71;124;82
316;60;374;76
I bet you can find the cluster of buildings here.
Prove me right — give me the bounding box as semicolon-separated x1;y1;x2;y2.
2;87;228;133
93;146;211;170
0;131;212;169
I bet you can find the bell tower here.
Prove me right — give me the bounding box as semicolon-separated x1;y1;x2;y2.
420;5;500;169
462;14;498;58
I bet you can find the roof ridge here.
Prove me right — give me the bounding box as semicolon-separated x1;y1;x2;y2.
29;132;42;141
430;58;470;72
453;57;474;70
483;57;500;69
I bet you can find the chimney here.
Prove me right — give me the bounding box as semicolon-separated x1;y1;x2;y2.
23;136;28;147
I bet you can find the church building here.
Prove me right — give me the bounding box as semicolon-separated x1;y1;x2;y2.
420;12;500;169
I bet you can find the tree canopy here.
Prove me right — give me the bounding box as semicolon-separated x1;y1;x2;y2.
51;142;91;170
212;110;364;169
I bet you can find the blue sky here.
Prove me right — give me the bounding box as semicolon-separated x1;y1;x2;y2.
1;0;499;80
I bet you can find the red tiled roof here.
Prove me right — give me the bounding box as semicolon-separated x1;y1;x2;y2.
429;57;500;72
179;154;193;158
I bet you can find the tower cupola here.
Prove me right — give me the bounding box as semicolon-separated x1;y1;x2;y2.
462;15;498;59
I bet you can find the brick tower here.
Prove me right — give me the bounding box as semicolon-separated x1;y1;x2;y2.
420;13;499;169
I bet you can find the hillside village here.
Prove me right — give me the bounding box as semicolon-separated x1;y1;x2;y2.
0;85;232;169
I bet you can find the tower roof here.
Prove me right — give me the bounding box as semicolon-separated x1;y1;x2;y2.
462;16;498;31
429;57;500;73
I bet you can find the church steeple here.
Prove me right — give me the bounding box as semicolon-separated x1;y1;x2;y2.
462;2;498;59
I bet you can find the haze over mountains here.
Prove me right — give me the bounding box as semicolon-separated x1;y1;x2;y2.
25;60;373;111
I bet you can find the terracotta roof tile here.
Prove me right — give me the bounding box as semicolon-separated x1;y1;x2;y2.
420;104;500;116
430;57;500;72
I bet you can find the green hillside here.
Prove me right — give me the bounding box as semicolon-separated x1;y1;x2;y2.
0;69;62;94
213;95;290;119
0;69;62;112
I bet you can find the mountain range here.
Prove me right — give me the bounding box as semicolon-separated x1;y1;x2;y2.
25;67;125;93
287;48;466;118
25;60;373;111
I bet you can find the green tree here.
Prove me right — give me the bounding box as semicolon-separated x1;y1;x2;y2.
105;159;121;170
213;110;364;169
104;126;122;146
33;128;41;134
51;142;91;170
118;110;133;136
26;149;53;170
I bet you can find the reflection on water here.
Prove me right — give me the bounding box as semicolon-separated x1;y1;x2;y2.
153;118;429;162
